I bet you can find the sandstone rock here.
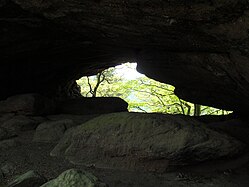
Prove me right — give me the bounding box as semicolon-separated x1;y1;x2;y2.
51;112;245;172
0;114;15;124
57;97;128;115
46;114;98;125
0;169;4;183
1;115;39;134
0;94;55;116
0;139;20;151
0;127;15;141
207;119;249;145
1;163;15;177
33;119;75;143
40;169;107;187
8;170;47;187
193;114;236;124
29;116;47;125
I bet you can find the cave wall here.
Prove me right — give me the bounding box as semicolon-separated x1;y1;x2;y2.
1;0;249;114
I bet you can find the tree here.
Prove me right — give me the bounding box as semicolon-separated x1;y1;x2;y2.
86;71;105;97
77;66;129;98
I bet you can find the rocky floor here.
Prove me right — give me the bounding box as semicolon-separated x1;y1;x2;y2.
1;130;249;187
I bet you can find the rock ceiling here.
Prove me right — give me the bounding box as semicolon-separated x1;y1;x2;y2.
0;0;249;114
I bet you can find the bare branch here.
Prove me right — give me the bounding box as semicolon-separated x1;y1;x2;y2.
205;109;222;115
134;106;148;113
139;79;174;92
87;76;94;96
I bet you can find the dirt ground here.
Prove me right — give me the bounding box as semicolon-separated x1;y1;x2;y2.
1;130;249;187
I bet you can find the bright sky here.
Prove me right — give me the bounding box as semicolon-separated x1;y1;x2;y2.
114;62;145;80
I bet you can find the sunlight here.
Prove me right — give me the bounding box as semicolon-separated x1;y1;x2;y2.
114;63;145;80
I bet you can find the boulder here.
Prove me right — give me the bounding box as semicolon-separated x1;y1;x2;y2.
57;97;128;115
33;119;75;143
28;116;47;125
1;115;39;134
0;138;20;151
40;169;107;187
51;112;245;172
46;114;98;125
1;162;15;177
8;170;47;187
0;94;55;116
0;127;15;141
0;113;15;124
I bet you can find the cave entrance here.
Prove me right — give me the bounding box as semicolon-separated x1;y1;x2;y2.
77;63;232;116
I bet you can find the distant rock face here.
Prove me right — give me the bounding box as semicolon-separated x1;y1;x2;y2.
40;169;107;187
51;112;245;172
0;1;249;113
58;97;128;115
0;94;55;116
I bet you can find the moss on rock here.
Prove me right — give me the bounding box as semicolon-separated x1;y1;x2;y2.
40;169;107;187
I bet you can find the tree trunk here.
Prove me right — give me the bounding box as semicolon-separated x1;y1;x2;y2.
194;104;201;116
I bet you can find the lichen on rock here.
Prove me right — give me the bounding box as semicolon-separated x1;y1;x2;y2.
40;169;107;187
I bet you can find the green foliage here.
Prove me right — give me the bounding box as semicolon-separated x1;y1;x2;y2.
77;63;232;116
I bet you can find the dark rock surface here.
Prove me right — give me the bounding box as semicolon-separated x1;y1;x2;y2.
7;170;47;187
1;162;15;178
0;1;249;113
0;127;14;141
1;115;39;135
58;97;128;115
0;94;55;116
0;169;3;184
207;119;249;145
46;114;99;125
51;112;245;172
33;119;75;143
0;138;20;151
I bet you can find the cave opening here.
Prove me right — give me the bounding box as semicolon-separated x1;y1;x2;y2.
2;1;249;186
77;62;233;116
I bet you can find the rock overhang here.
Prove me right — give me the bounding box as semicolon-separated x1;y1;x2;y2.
0;0;249;114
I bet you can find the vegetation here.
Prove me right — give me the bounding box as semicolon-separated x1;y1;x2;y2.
77;63;231;116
